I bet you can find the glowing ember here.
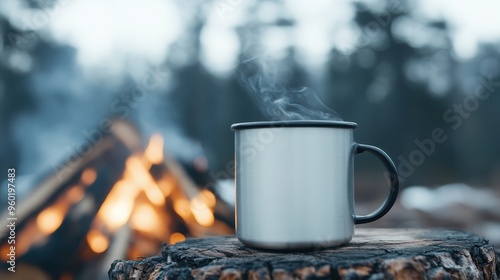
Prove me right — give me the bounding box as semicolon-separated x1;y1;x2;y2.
37;204;67;234
169;232;186;244
126;156;166;206
80;168;97;186
198;189;216;208
190;197;214;227
143;184;165;206
130;204;161;233
126;156;150;185
144;134;164;165
87;229;109;253
173;198;191;219
97;180;139;232
157;176;175;197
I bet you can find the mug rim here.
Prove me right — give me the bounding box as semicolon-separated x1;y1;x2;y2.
231;120;357;130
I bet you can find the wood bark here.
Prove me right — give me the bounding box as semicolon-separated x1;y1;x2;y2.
109;228;499;280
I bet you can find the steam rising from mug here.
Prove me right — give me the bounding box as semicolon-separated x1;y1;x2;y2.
236;54;341;121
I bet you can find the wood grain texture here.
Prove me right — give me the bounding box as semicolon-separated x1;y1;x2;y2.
109;229;499;280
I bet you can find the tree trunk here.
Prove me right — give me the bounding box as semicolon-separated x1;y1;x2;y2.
109;228;499;280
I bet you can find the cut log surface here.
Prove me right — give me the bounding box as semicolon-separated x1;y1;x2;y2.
109;229;499;280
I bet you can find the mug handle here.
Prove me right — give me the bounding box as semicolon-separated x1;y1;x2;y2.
353;143;400;224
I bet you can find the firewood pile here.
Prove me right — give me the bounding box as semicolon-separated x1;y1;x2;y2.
0;120;234;280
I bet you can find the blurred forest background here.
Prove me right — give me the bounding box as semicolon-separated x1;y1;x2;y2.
1;1;499;209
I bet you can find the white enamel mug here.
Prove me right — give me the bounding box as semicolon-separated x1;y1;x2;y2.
232;121;399;250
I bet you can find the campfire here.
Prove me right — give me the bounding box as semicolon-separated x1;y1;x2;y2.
0;120;234;279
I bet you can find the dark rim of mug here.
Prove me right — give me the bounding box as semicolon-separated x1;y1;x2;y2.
231;120;357;130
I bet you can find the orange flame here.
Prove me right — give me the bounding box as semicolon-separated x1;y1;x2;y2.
130;203;161;234
173;198;191;219
97;180;139;232
36;201;68;235
157;176;175;197
125;156;150;185
169;232;186;244
87;229;109;253
198;189;216;208
190;197;214;227
126;156;165;206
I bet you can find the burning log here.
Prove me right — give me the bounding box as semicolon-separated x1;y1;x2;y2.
109;228;499;280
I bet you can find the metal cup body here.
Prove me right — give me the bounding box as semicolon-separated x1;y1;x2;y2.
234;123;355;250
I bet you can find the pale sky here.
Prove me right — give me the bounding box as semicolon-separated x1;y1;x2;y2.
1;0;499;74
414;0;500;59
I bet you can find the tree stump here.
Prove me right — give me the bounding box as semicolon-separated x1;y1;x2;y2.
109;229;499;280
